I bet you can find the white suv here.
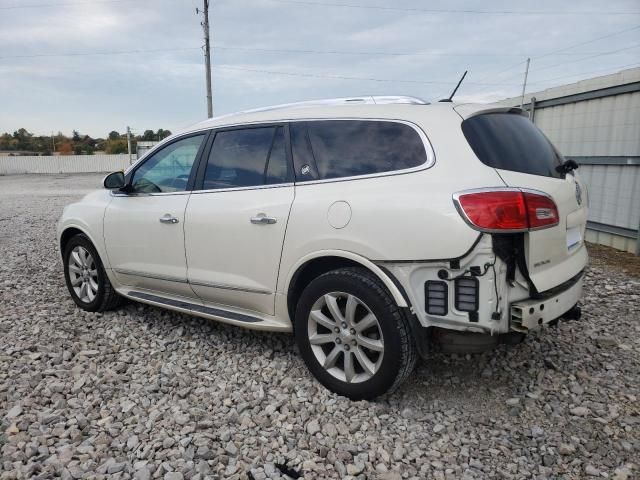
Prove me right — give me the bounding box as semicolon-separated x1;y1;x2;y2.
57;96;588;399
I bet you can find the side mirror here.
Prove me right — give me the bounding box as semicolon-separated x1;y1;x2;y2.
103;171;125;190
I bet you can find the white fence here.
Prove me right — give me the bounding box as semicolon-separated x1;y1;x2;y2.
0;154;132;175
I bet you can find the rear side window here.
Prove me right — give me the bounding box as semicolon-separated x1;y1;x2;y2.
461;113;564;179
290;120;428;181
203;126;290;189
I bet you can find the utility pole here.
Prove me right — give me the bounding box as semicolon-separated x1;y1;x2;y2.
200;0;213;118
520;57;531;109
126;126;133;164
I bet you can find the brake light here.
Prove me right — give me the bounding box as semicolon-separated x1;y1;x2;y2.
454;189;559;232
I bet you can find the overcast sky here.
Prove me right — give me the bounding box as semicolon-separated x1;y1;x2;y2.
1;0;639;137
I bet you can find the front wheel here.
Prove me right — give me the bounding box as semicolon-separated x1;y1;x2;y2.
294;267;417;400
63;234;122;312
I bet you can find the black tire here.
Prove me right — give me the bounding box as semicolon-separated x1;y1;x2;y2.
63;234;122;312
294;267;417;400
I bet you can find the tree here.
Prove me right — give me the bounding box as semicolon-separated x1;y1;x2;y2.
157;129;171;140
142;129;155;141
72;130;81;142
105;139;128;154
108;131;120;140
58;141;73;155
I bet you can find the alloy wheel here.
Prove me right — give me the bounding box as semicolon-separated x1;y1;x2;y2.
68;246;99;304
307;292;384;383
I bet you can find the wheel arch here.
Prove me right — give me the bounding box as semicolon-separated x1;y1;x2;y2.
284;250;409;322
58;224;109;268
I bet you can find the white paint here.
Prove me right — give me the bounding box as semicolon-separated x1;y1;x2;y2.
327;201;352;229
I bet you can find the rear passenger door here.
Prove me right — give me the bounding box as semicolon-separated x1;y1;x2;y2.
184;124;294;315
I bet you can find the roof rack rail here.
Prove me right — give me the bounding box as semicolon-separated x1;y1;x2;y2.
235;96;429;115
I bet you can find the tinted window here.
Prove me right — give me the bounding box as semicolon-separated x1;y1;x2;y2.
131;134;204;193
291;120;427;181
203;126;290;189
462;113;564;179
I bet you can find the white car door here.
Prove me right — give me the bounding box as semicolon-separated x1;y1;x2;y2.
184;125;294;315
104;132;208;298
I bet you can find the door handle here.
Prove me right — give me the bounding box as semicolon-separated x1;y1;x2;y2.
250;214;277;225
159;214;179;224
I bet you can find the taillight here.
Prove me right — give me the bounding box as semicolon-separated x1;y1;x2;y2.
453;189;559;232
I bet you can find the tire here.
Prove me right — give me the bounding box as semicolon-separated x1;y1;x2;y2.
294;267;417;400
63;234;122;312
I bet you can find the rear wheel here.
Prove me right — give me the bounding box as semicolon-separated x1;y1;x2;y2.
63;234;122;312
294;267;417;400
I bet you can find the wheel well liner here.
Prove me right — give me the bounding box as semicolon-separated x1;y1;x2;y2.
286;255;408;322
59;227;85;254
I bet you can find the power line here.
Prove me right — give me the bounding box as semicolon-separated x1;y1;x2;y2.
265;0;640;16
458;24;640;96
0;0;139;9
532;25;640;60
529;43;640;75
216;64;521;86
528;62;640;85
0;47;202;59
3;43;639;60
3;0;640;15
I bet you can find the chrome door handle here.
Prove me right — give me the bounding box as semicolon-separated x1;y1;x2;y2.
250;214;277;225
159;214;179;224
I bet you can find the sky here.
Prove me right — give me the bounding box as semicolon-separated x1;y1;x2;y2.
0;0;639;138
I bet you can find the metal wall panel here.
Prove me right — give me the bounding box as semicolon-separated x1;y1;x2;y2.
579;164;640;230
534;91;640;157
0;154;131;175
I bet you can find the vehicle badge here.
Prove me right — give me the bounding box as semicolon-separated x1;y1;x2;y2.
301;164;311;175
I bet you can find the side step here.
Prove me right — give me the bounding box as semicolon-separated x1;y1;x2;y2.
129;291;261;323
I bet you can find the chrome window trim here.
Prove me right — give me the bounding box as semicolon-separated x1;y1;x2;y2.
288;118;435;185
125;117;436;191
110;190;192;197
191;182;294;195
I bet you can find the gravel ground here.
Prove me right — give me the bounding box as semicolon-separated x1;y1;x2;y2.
1;173;638;480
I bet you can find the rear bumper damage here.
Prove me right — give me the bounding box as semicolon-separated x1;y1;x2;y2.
510;274;583;331
377;234;587;337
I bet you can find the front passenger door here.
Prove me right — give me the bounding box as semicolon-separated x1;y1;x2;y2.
104;133;207;298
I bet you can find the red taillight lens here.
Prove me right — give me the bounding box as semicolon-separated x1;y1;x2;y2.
455;189;559;232
524;192;559;229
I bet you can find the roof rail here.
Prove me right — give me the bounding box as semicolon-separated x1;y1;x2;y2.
234;95;429;115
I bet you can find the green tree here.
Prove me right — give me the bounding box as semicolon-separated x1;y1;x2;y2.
142;129;155;141
108;130;120;140
157;129;171;140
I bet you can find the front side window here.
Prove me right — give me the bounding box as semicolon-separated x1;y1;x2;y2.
290;120;428;181
203;126;290;189
131;134;205;193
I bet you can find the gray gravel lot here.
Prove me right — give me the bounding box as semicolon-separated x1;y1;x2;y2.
1;173;639;480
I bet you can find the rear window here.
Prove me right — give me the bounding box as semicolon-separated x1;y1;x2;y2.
461;113;564;179
290;120;428;181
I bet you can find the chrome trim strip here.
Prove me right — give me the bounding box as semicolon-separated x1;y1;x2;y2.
191;182;294;195
114;268;188;284
189;279;272;295
128;291;261;323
